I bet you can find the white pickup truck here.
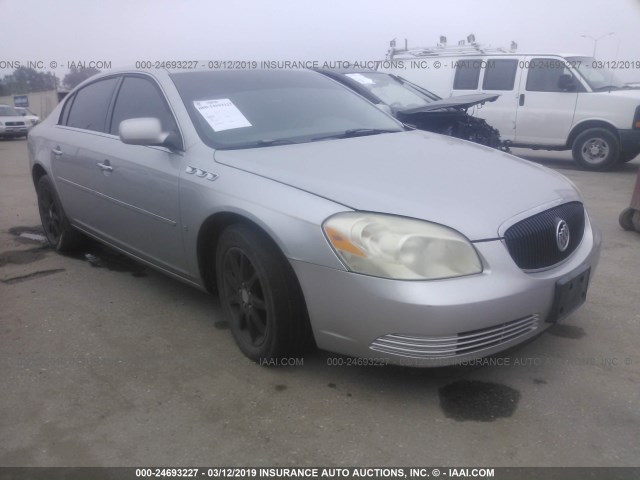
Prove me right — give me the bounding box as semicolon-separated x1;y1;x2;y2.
384;44;640;171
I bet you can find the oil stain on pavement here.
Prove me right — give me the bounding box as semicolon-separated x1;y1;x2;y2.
0;246;49;267
6;225;148;278
439;380;520;422
8;226;48;245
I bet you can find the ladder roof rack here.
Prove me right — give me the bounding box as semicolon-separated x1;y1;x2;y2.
386;40;517;60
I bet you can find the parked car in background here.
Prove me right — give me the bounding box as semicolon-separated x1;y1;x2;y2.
28;68;600;367
385;42;640;170
14;107;40;129
317;69;505;149
0;104;29;139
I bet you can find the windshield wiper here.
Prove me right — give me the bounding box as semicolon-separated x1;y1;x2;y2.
311;128;400;142
220;138;297;150
594;85;622;91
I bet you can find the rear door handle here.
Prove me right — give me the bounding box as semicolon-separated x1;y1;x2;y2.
97;160;113;172
52;147;63;156
519;94;525;106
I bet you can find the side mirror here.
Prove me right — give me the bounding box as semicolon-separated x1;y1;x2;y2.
558;74;577;92
119;117;182;151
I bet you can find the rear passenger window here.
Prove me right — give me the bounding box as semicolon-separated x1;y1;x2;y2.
58;94;75;125
65;77;119;132
109;76;178;135
482;59;518;90
453;60;482;90
526;58;574;92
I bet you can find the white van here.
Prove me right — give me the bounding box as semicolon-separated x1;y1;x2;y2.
383;44;640;171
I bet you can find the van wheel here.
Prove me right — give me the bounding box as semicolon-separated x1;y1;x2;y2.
572;128;619;171
215;223;312;363
36;175;85;251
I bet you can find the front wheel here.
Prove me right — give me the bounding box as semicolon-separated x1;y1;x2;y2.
572;128;620;171
215;224;312;362
36;174;85;251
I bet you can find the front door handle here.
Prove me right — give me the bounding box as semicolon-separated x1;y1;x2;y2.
52;147;63;156
97;160;113;172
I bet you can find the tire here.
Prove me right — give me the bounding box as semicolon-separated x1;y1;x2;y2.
215;223;312;362
619;208;634;231
571;128;620;171
36;175;86;251
633;210;640;233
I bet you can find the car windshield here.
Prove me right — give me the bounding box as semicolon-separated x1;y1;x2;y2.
567;57;626;91
171;70;404;149
0;106;20;116
343;72;441;110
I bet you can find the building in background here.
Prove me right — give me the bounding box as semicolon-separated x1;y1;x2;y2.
0;89;68;121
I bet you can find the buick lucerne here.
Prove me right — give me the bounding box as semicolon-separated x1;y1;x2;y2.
28;69;601;366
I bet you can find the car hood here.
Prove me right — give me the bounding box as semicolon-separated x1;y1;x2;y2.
0;115;28;123
214;131;579;240
398;93;500;114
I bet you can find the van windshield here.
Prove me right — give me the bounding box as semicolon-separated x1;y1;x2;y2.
567;57;626;91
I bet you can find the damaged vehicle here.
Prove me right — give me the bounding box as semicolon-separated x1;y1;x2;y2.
28;68;600;367
317;69;506;150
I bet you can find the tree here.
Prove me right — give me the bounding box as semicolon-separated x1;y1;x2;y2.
0;67;58;94
63;67;101;89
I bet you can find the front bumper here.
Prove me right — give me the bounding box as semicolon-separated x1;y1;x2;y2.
0;125;28;137
291;216;601;367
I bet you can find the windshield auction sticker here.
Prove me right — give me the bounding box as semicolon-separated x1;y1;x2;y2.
193;99;252;132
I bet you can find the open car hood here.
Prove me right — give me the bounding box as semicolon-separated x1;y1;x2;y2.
398;93;500;114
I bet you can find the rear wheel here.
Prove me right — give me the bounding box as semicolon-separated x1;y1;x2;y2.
572;128;619;171
215;223;312;362
36;175;85;251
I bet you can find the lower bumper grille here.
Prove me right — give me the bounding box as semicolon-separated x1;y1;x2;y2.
370;314;540;359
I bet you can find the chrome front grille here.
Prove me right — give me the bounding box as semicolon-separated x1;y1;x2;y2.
370;314;540;359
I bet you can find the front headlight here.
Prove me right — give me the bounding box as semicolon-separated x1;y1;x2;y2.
323;212;482;280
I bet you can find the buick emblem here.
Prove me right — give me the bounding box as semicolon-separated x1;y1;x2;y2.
555;219;570;252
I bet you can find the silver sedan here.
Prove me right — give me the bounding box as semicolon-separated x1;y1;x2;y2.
27;69;601;366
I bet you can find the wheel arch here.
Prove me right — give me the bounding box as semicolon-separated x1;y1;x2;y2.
566;120;619;149
196;211;294;294
31;163;48;188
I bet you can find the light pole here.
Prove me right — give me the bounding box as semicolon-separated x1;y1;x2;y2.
581;32;614;57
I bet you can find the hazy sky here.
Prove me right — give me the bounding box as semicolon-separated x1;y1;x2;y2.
2;0;640;81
